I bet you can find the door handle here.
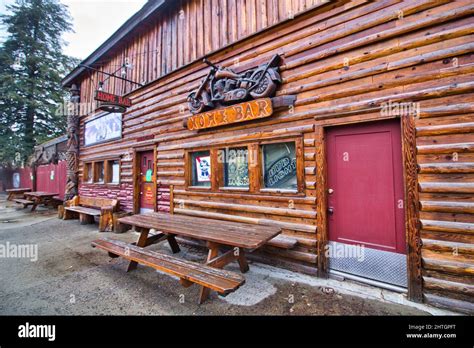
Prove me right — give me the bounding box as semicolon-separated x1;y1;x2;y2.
328;207;334;215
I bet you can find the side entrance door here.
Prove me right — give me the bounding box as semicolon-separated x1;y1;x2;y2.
326;119;407;287
139;150;155;213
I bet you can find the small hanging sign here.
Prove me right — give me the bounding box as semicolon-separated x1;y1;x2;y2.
95;90;132;107
95;90;132;113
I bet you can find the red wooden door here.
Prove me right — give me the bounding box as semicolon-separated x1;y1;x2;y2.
139;151;155;211
327;119;406;254
326;119;407;286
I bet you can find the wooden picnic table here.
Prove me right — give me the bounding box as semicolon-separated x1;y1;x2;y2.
116;212;281;303
24;191;59;212
6;188;31;201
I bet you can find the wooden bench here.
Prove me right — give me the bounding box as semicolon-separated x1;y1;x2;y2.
14;198;34;208
63;196;118;232
92;238;245;297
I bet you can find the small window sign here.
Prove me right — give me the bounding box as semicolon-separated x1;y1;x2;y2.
195;156;211;182
145;169;153;182
190;151;211;187
262;142;297;189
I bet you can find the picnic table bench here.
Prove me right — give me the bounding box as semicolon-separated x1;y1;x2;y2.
6;188;31;201
92;212;281;303
63;196;118;232
18;191;58;212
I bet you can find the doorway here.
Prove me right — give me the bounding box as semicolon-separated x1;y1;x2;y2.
326;119;407;287
137;150;155;213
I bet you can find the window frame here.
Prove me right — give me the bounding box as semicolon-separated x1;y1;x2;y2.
259;139;302;194
82;158;121;186
83;162;93;183
94;161;105;184
105;159;121;184
185;137;304;195
217;146;251;192
185;149;213;191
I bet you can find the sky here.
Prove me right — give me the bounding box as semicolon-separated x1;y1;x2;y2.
0;0;147;60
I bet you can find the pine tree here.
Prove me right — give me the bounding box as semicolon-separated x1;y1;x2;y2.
0;0;79;166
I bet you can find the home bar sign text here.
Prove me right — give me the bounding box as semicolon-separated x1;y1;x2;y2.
186;98;273;131
94;90;132;108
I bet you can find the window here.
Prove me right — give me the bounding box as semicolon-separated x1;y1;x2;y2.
262;142;297;190
186;138;302;193
95;161;105;183
83;159;120;185
107;160;120;184
190;150;211;187
221;147;249;188
83;163;93;183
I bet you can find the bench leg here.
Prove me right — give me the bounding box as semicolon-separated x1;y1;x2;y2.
99;210;113;232
237;248;249;273
57;205;64;219
198;243;219;304
127;228;150;272
167;234;181;254
30;199;39;212
63;209;77;220
79;213;95;224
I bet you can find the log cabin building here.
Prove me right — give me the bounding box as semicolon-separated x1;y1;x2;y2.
61;0;474;313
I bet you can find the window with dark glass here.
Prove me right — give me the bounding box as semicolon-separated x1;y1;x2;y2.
262;142;297;190
221;147;249;188
191;150;211;187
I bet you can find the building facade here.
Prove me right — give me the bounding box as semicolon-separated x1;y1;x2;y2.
62;0;474;313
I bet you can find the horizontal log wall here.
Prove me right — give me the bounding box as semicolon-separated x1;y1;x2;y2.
78;0;331;115
75;0;474;311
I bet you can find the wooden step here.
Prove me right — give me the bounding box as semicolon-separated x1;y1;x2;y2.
91;238;245;295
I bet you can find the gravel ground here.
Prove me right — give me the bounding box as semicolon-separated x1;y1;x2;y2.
0;196;432;316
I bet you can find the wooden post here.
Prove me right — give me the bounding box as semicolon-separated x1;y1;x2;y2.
401;114;423;302
315;126;329;278
169;185;174;214
64;84;80;201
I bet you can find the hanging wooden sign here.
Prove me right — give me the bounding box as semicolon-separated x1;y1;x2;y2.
94;90;132;108
185;98;273;131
